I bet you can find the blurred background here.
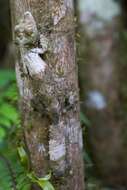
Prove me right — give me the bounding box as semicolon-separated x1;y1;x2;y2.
1;0;127;189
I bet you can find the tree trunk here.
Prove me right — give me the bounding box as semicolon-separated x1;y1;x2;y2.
77;0;127;188
10;0;85;189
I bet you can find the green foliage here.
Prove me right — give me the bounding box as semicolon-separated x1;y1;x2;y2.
0;70;19;130
0;70;16;87
0;70;27;190
18;146;55;190
0;70;55;190
17;146;29;169
0;127;6;140
28;172;55;190
80;112;91;127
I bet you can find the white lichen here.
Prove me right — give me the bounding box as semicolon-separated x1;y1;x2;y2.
65;0;73;9
49;140;66;161
38;144;46;155
66;119;81;144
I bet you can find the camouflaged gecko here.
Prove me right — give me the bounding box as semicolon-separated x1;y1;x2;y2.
15;11;49;79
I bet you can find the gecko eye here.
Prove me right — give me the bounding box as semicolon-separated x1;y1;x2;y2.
25;27;33;35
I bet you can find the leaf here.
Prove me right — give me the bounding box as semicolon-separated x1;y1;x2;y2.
0;117;11;127
21;183;31;190
38;173;51;181
4;84;18;101
17;147;29;169
0;127;6;140
0;104;19;124
27;172;55;190
0;158;13;190
39;181;55;190
80;112;91;127
0;70;16;88
84;151;93;166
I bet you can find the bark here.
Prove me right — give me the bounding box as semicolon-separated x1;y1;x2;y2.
10;0;85;190
77;0;127;188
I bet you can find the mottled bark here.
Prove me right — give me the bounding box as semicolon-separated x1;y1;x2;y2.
10;0;85;190
78;0;127;188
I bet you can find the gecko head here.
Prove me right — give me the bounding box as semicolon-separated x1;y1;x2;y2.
15;12;38;47
24;11;32;18
23;11;35;24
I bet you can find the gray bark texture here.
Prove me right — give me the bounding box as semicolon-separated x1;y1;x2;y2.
10;0;85;189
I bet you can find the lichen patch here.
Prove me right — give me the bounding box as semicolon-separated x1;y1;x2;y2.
49;140;66;161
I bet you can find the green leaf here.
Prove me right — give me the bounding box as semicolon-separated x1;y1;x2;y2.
0;127;6;140
39;181;55;190
38;173;51;181
4;84;18;101
0;117;11;127
27;172;36;183
84;151;93;166
17;147;29;168
0;104;19;123
80;112;91;127
27;172;55;190
21;183;31;190
0;70;16;88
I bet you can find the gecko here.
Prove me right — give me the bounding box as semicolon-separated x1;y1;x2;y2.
15;11;49;79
